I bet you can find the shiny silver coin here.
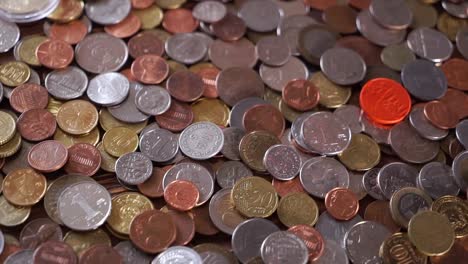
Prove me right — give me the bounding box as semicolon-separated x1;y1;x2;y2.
108;82;150;123
315;212;363;249
4;249;34;264
115;152;153;185
84;0;131;25
377;162;418;200
114;241;153;264
139;128;179;163
260;231;308;264
369;0;413;30
407;27;453;63
0;18;20;53
263;144;301;181
314;240;348;264
179;122;224;160
320;47;366;85
418;162;460;199
401;59;447;101
192;1;227;23
135;85;171;116
334;105;364;134
409;104;448;141
152;246;202;264
45;66;88;100
87;72;130;106
216;161;252;189
165;33;207;65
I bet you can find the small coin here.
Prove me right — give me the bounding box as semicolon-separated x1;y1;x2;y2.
128;31;165;59
57;100;98;135
309;72;351;109
19;218;62;250
9;83;48;113
36;39;74;69
238;0;282;33
155;100;194;132
191;98;230;127
64;143;101;177
85;0;130;25
243;104;285;138
162;8;199;34
356;9;406;46
418;162;460;199
260;231;308;264
264;144;301;181
231;176;278;218
277;192;318;227
27;140;68;173
33;241;78;264
17;109;56;142
338;133;380;171
325;187;359;221
377;162;418;200
108;82;149;124
215;161;252;189
135;85;171;116
63;229;111;255
380;42;416;71
402;59;447;101
179;122;223;160
320;47;366;86
0;195;31;227
45;66;88;100
164;180;199;211
424;100;459;130
208;188;247;235
407;27;453;63
3;168;46;206
240;130;281;172
256;35;290;66
102;127;139;157
0;61;31;87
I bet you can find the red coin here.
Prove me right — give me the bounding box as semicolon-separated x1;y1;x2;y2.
162;8;199;34
104;13;141;39
49;20;88;45
360;78;411;125
439;88;468;120
79;245;122;264
288;225;325;262
33;241;78;264
191;203;220;236
64;143;101;177
211;13;246;42
166;70;204;102
36;39;74;69
324;187;359;221
155;100;194;132
17;109;56;141
131;55;169;84
128;31;165;59
131;0;154;9
424;100;459;130
440;58;468;91
9;83;49;113
120;68;138;82
166;210;196;246
272;177;305;197
137;166;168;198
192;66;220;98
243;104;285;138
282;79;320;111
28;140;68;173
164;180;199;211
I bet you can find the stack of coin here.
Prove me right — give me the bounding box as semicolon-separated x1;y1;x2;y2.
0;0;468;263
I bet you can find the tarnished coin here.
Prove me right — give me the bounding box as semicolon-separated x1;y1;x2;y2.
418;162;460;199
298;25;339;65
231;176;278;218
139;128;179;163
238;0;282;33
179;122;223;160
369;0;412;30
401;59;447;101
263;144;301;181
380;42;416;71
431;195;468;238
115;152;153;185
87;72;130;106
260;231;308;264
389;187;432;228
277;192;319;227
325;188;359;221
377;162;418;200
216;67;264;107
320;47;366;85
338;133;380;171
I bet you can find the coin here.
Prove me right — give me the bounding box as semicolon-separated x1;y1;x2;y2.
364;200;401;233
115;152;152;185
79;244;122;264
231;176;278;218
36;39;74;69
64;143;101;176
56;100;98;135
63;229;111;255
102;127;139;157
315;212;363;249
0;111;16;145
389;187;432;228
325;187;359;221
33;241;78;264
3;168;46;206
380;232;427;264
114;241;152;264
431;195;468;238
27;140;68;173
0;61;31;87
152;246;202;264
193;243;237;264
162;8;199;34
164;180;199;211
277;192;318;227
261;231;308;264
208;188;247;235
0;195;31;227
179;122;224;160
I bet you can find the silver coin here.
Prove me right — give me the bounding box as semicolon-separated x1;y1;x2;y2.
344;221;391;264
356;9;406;47
75;33;128;74
298;25;338;65
456;26;468;60
139;128;179;163
263;144;301;181
260;231;308;264
291;112;315;151
401;59;447;101
407;27;453;63
209;188;248;235
87;72;130;106
256;35;291;66
135;85;171;116
85;0;131;25
192;1;227;23
115;152;153;185
259;57;308;92
380;42;416;71
315;212;363;249
333;105;363;134
300;157;350;199
140;122;160;135
277;14;317;55
179;122;224;160
229;97;268;129
320;47;366;85
369;0;412;30
221;127;245;161
28;69;41;85
377;162;418;200
314;240;348;264
163;163;214;205
0;18;20;53
116;176;139;191
192;32;213;61
4;249;34;264
165;33;207;65
45;66;88;100
194;243;238;264
451;150;468;190
216;161;252;189
152;246;202;264
456;119;468;149
238;0;282;33
301;111;352;155
58;181;112;231
348;172;367;200
419;161;459;199
361;115;391;144
389;120;439;163
232;218;280;263
273;0;309;17
114;241;153;264
390;187;432;228
362;168;386;200
442;0;468;19
108;82;149;123
409;104;448;141
0;229;3;254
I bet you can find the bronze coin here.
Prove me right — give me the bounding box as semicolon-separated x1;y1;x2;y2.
191;203;220;236
131;55;169;84
164;180;200;211
272;177;306;197
27;140;68;173
64;143;101;177
162;8;199;34
324;188;359;221
49;20;88;45
137;166;167;198
166;70;204;102
0;244;21;263
9;83;49;113
210;13;246;42
441;58;468;91
439;88;468;120
104;13;141;39
132;0;154;9
424;101;459;129
364;200;401;233
288;225;325;262
430;236;468;264
155;100;194;132
336;36;382;66
166;210;196;246
36;39;74;69
17;109;57;141
192;66;220;98
282;79;320;111
243;104;285;138
128;31;165;59
347;0;371;10
20;218;63;249
33;241;78;264
323;5;358;34
79;244;122;264
216;67;265;107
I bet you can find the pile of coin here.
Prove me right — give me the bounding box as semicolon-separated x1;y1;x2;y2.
0;0;467;263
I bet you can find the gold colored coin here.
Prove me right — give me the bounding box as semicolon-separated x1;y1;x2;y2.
263;87;281;107
437;12;468;41
239;131;281;172
0;111;16;145
431;195;468;238
277;192;318;227
57;99;99;135
309;72;351;108
97;142;117;172
389;187;432;228
155;0;186;9
18;35;48;66
231;176;278;218
105;224;130;240
0;61;31;87
191;98;230;127
194;243;238;264
99;108;147;134
54;127;100;148
4;234;20;246
279;99;302;123
107;192;154;235
132;5;164;29
47;0;84;23
0;195;31;227
64;229;112;255
3;168;47;206
338;133;380;171
408;211;455;256
379;232;427;264
47;97;64;116
189;62;216;72
167;60;188;75
102;127;139;157
145;29;172;43
0;133;22;158
406;0;438;29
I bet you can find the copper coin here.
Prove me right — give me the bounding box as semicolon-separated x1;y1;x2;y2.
128;31;165;59
120;68;138;82
131;55;169;84
137;167;167;198
335;36;382;66
166;210;196;246
104;13;141;39
132;0;154;9
162;8;199;34
129;209;176;254
193;66;220;98
439;88;468;120
364;200;401;233
166;70;204;102
288;225;325;262
34;241;78;264
303;0;339;10
9;83;49;113
211;13;246;42
191;203;220;236
155;100;194;132
430;236;468;264
440;58;468;91
243;104;285;138
347;0;371;10
424;101;459;129
217;67;265;107
27;140;68;173
324;187;359;221
164;180;200;211
20;218;63;249
272;177;306;198
64;143;101;177
36;39;74;69
0;244;21;263
49;20;88;45
323;5;358;34
17;109;56;141
79;244;122;264
282;79;320;111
